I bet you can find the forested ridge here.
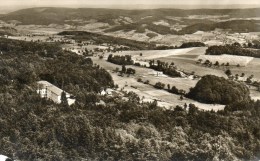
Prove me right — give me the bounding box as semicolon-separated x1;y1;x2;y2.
1;8;260;25
0;38;259;161
58;31;156;50
206;45;260;58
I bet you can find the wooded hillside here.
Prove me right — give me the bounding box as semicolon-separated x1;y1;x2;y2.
0;38;259;161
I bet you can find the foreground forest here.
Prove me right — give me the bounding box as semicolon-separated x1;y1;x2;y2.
0;38;259;161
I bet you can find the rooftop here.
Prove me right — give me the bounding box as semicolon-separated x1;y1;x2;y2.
37;80;67;96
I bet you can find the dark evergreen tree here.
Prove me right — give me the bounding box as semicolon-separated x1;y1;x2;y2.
122;65;126;73
61;91;68;106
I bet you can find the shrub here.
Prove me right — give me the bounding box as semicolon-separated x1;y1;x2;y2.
180;42;206;48
137;78;142;82
144;80;150;84
154;82;165;89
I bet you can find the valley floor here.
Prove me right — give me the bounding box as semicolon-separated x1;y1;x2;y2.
93;47;260;111
92;56;225;111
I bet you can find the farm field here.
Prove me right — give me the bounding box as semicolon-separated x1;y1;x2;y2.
155;50;260;80
230;58;260;80
8;35;49;41
117;47;227;77
119;47;206;60
250;87;260;101
198;54;254;66
92;56;225;111
158;57;227;77
204;40;224;46
94;56;198;91
16;25;65;34
97;47;260;109
118;47;260;80
111;69;225;111
138;74;197;92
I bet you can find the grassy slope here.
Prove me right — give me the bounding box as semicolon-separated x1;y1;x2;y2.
58;31;156;50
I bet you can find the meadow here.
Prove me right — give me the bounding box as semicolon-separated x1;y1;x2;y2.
102;47;260;109
198;54;254;66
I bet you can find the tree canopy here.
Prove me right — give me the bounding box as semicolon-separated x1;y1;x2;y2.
187;75;250;104
206;45;260;58
180;42;206;48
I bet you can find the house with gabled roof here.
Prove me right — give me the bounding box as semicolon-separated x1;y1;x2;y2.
37;81;75;106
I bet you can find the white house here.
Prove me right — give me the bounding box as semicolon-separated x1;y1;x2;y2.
148;71;164;77
100;88;115;96
37;81;75;106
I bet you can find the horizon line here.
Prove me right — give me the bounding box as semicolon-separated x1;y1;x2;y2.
1;4;260;14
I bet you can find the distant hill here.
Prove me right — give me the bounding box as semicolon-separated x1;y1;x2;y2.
104;23;178;35
58;31;156;50
106;19;260;35
178;20;260;34
0;7;259;34
1;7;260;25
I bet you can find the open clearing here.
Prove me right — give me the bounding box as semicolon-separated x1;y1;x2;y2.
198;54;254;66
109;47;260;80
250;87;260;101
230;58;260;80
158;57;227;77
118;47;227;77
93;56;225;111
94;47;260;111
103;46;260;89
111;70;225;111
119;47;206;60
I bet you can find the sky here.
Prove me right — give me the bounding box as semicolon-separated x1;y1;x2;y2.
0;0;260;13
1;0;260;7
